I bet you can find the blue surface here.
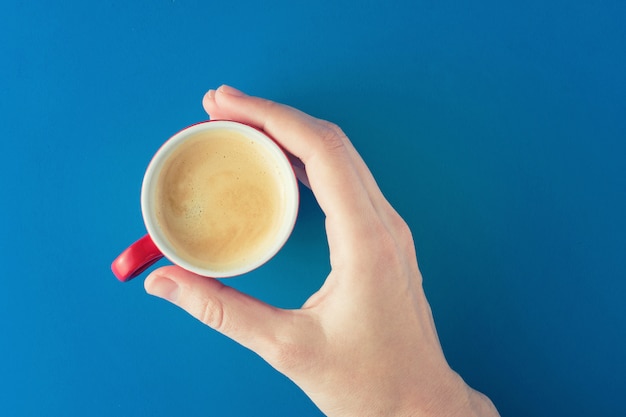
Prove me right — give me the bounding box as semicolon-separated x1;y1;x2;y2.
1;1;625;416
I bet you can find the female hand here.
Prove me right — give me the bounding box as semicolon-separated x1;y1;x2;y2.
144;85;499;417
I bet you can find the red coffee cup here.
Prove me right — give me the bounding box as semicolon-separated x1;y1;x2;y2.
112;121;299;282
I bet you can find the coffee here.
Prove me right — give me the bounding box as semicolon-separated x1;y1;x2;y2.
154;128;287;273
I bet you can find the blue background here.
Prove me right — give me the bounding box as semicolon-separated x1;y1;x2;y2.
1;1;625;416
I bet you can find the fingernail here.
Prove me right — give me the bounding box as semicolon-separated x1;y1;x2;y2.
146;274;180;303
218;84;246;97
205;89;216;101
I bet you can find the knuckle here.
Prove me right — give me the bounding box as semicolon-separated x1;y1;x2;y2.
267;339;304;372
363;214;416;266
390;212;415;248
261;97;280;114
318;120;343;135
198;294;226;331
315;120;348;153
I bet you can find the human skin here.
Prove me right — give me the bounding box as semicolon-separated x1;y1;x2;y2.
144;85;500;417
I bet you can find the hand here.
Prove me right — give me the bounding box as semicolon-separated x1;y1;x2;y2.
144;85;499;417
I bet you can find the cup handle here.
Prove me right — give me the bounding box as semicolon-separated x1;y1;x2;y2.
111;234;164;282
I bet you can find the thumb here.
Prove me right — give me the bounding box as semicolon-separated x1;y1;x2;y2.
144;265;287;356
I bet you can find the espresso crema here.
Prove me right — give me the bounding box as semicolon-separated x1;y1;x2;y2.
155;129;286;272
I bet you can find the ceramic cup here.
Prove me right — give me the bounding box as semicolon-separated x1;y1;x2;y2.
112;120;299;282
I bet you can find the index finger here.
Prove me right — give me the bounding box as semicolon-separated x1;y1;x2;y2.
203;86;377;238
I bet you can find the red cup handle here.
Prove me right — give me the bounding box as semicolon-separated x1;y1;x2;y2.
111;234;164;282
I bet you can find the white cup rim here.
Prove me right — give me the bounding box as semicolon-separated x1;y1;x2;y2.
141;120;299;277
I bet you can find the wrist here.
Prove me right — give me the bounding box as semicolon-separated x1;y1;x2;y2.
397;373;499;417
420;380;500;417
462;388;500;417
